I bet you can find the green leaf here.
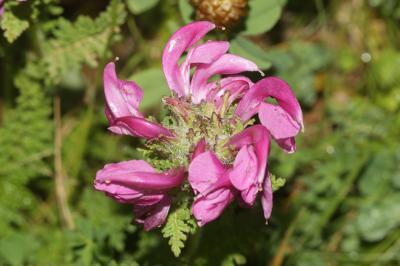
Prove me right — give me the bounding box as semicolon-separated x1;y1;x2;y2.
0;73;53;184
242;0;284;36
126;0;159;14
130;68;169;109
42;0;126;85
230;36;272;70
179;0;194;24
0;233;39;265
162;206;196;257
221;253;247;266
270;174;286;192
358;150;396;196
357;194;400;242
263;41;331;106
0;12;29;43
63;109;93;179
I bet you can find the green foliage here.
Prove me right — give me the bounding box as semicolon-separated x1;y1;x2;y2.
130;67;169;109
230;36;272;70
0;74;53;182
0;11;29;43
243;0;285;36
221;253;247;266
265;41;331;106
179;0;194;24
178;0;286;36
67;190;136;265
0;73;53;265
271;174;286;192
126;0;160;15
63;109;94;178
162;205;196;257
42;0;126;84
369;0;400;19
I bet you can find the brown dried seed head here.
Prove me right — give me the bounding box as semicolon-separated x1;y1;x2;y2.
191;0;248;28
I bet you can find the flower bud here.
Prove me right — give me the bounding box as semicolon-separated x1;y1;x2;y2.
191;0;248;29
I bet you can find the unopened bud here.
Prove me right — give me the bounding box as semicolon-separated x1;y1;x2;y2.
191;0;248;29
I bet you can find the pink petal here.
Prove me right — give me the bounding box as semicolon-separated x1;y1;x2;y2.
205;76;253;109
261;174;273;222
229;145;258;205
241;185;259;207
229;125;270;186
258;102;301;140
190;54;259;103
134;195;171;231
230;146;257;190
162;21;215;97
189;41;230;64
235;77;303;128
192;187;235;226
110;116;174;140
95;160;155;203
275;137;296;154
107;169;185;191
191;139;207;160
95;160;185;191
214;80;250;110
180;41;229;95
133;194;165;205
103;62;144;120
188;151;226;194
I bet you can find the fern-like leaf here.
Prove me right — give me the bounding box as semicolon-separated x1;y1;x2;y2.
0;72;53;235
162;206;196;257
270;174;286;192
41;0;126;84
0;12;29;43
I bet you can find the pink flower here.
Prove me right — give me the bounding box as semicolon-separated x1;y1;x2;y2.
103;63;173;139
228;125;273;220
188;126;273;226
95;21;303;230
188;151;235;226
95;160;185;230
235;78;304;153
162;21;258;104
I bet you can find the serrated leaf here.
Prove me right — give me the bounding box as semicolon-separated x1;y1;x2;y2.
42;0;126;85
162;206;195;257
1;12;29;43
242;0;284;36
126;0;159;14
270;174;286;192
230;36;272;70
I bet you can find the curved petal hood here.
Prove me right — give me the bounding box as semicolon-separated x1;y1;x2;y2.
133;195;171;231
228;125;271;205
95;160;185;198
162;21;215;97
188;151;235;226
103;62;173;140
235;77;303;153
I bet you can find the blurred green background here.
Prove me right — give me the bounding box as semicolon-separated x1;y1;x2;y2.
0;0;400;265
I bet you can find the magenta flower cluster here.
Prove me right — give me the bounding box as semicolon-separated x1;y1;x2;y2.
94;21;303;231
